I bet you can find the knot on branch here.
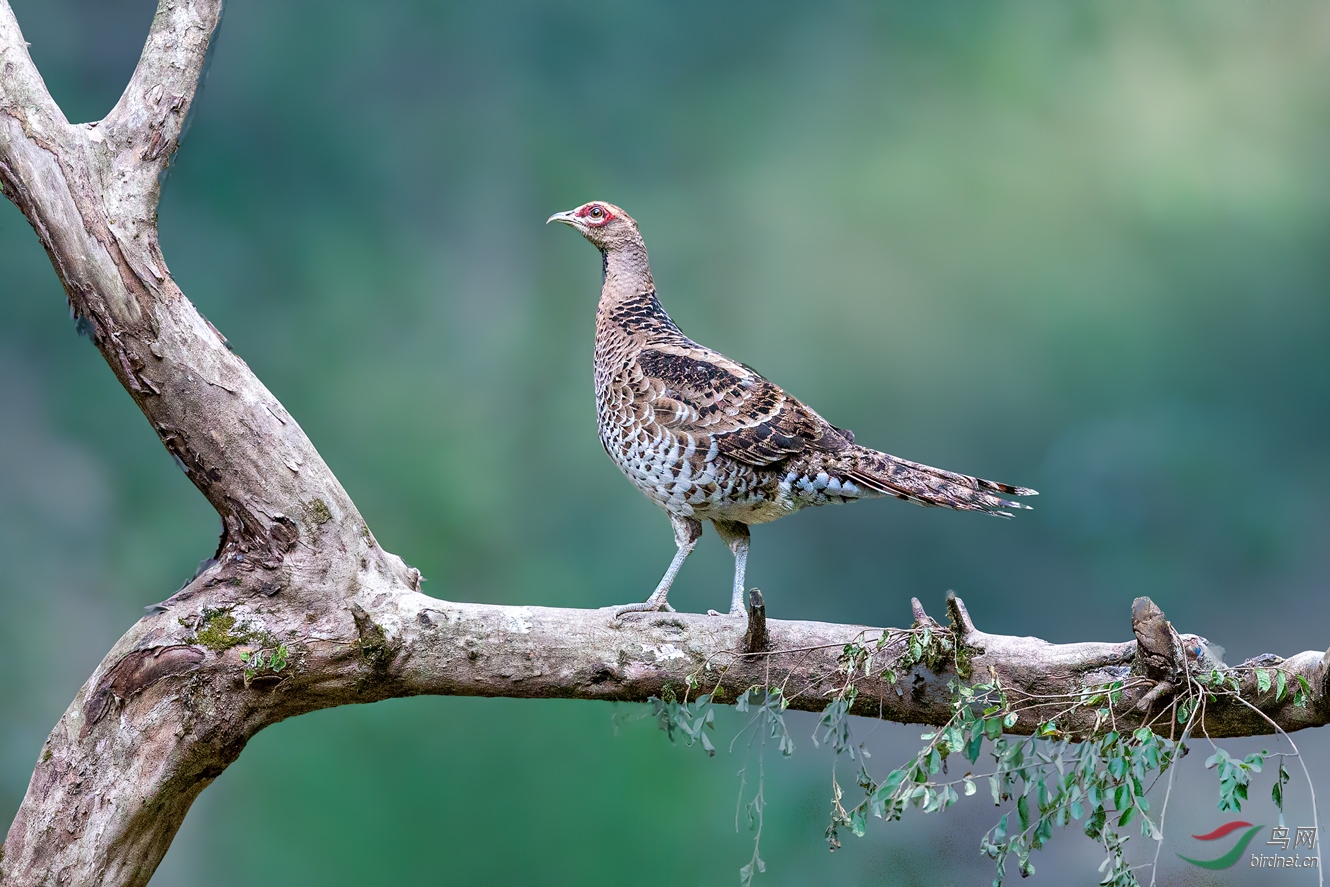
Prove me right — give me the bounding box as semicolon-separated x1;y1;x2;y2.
911;593;979;646
1130;596;1184;713
235;513;300;571
1130;597;1183;680
944;592;978;646
351;604;400;671
81;645;205;733
743;589;769;653
906;594;982;680
909;597;942;632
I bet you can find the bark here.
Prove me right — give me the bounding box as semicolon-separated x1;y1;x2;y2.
0;2;1326;884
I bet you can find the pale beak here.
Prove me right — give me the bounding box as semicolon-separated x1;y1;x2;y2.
546;209;580;226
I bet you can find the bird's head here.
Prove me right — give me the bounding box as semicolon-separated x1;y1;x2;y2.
546;201;640;251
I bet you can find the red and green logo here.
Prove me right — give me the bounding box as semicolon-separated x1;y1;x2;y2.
1178;821;1265;869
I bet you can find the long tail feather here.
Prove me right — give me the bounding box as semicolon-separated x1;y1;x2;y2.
847;447;1037;517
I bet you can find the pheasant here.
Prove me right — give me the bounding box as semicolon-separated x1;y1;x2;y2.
548;201;1036;618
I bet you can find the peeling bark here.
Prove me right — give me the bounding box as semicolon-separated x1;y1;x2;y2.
0;3;1327;885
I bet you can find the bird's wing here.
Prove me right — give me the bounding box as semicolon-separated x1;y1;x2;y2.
629;342;853;467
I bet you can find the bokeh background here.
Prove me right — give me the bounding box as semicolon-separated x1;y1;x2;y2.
2;2;1328;884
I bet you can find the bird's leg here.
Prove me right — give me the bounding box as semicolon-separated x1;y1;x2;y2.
613;515;702;618
708;519;750;617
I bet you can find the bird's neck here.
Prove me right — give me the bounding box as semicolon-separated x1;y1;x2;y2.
598;240;655;309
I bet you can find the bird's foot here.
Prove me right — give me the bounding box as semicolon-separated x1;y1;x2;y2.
706;606;746;618
610;600;676;619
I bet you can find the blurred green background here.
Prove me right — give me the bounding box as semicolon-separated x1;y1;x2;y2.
2;2;1328;884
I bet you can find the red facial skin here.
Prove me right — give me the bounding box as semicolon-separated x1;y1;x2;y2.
576;203;615;227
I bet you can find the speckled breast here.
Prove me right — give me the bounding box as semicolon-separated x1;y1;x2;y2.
593;383;795;524
592;296;848;524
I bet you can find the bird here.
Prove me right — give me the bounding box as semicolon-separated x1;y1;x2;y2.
547;201;1036;618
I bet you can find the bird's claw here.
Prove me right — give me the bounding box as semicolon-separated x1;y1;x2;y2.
611;600;675;619
706;607;746;618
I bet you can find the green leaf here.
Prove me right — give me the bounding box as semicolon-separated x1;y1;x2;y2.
1276;670;1287;701
1017;795;1030;832
1295;674;1312;707
1084;806;1106;839
964;778;977;797
1257;669;1272;694
1034;816;1053;847
966;729;985;764
739;854;765;887
1273;761;1289;812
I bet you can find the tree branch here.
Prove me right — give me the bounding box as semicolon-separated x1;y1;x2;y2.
99;0;222;237
0;2;63;130
0;2;1326;885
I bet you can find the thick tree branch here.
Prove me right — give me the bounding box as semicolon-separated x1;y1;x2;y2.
98;0;222;243
0;3;1326;885
0;3;62;129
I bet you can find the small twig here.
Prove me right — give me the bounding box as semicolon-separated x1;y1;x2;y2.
1134;681;1174;714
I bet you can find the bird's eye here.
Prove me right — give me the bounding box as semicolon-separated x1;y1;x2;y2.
588;206;604;218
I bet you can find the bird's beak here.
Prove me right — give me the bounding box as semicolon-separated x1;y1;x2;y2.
546;209;580;227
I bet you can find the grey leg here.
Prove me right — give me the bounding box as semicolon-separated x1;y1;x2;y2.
709;519;750;617
613;514;703;618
